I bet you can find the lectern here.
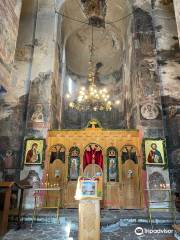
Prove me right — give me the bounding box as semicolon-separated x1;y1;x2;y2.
75;177;102;240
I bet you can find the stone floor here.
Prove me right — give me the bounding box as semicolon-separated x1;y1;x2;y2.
2;209;180;240
2;223;178;240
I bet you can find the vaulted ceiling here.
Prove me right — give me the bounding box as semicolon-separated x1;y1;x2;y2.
61;0;132;77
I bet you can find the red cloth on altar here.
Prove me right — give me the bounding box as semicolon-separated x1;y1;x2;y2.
83;145;103;170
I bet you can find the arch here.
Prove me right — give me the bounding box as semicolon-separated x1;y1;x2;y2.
86;119;102;128
58;0;132;76
83;142;102;151
68;146;80;180
49;144;66;164
83;143;103;170
121;144;138;164
148;171;167;202
106;146;118;181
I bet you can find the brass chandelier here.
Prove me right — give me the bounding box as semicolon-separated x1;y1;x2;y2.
66;26;120;112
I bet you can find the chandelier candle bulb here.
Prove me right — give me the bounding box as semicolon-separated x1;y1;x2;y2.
115;100;120;105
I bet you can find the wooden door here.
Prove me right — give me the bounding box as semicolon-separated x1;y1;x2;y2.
122;160;141;209
64;181;78;208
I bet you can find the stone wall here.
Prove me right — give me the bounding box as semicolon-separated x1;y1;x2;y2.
0;0;22;183
154;0;180;191
173;0;180;46
129;0;179;206
0;0;22;99
130;3;164;138
20;0;61;208
0;0;179;208
0;0;61;208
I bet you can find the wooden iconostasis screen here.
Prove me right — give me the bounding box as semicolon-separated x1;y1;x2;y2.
48;144;139;183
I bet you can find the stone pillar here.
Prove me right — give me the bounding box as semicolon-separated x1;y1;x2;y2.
133;6;165;138
153;0;180;194
131;2;169;209
173;0;180;46
21;0;62;208
25;0;59;137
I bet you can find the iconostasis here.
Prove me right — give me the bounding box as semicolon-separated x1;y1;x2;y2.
44;120;143;209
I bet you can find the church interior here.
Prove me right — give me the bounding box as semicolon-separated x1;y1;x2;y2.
0;0;180;239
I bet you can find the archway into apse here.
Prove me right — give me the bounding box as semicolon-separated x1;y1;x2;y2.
56;0;133;129
47;0;144;210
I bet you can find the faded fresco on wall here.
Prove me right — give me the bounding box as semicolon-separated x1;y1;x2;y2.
25;71;54;131
0;0;21;89
27;102;50;129
0;0;179;210
140;103;160;120
28;72;53;103
0;150;20;169
3;169;20;182
147;166;170;207
130;7;165;141
156;0;180;195
0;1;20;66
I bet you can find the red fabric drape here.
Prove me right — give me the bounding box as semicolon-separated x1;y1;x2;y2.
83;145;103;170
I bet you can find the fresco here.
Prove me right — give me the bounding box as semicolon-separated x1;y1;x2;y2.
27;102;50;129
147;166;171;207
0;0;179;210
0;150;20;169
140;103;160;120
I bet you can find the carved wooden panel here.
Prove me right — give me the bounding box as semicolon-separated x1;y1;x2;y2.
104;182;123;209
46;125;143;209
122;160;141;209
64;181;78;208
48;160;66;186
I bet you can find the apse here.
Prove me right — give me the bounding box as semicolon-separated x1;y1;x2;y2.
58;0;133;129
